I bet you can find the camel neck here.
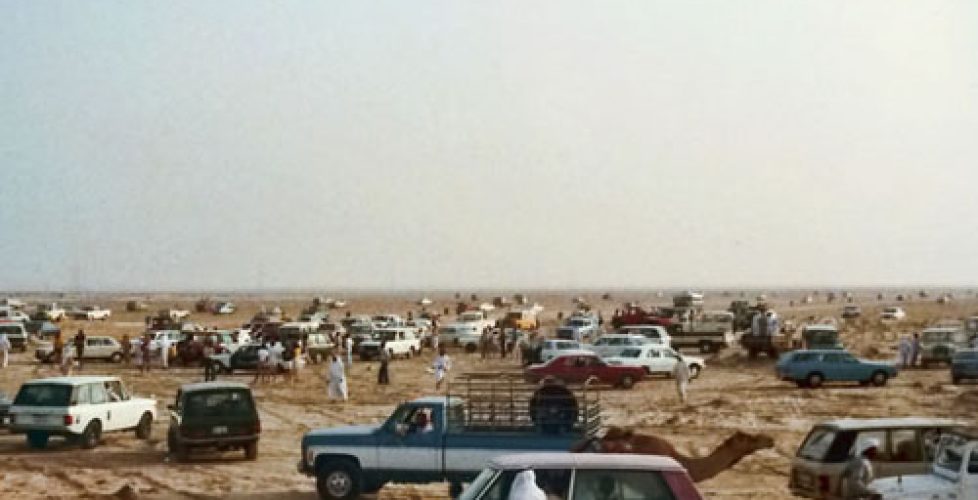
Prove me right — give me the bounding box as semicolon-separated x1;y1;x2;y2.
679;443;750;483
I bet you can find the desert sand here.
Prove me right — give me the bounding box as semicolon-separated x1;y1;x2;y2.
1;290;975;499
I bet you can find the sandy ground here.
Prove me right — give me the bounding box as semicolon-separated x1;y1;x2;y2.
1;291;976;499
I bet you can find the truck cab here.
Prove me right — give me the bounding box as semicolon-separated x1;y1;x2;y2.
871;427;978;499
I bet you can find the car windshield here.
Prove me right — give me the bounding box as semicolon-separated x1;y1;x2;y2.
14;384;73;407
373;331;397;341
183;389;255;418
797;427;837;461
569;319;588;327
955;351;978;361
619;348;642;358
934;434;969;475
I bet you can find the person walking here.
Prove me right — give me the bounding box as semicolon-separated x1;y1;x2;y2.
253;343;270;385
0;332;10;368
377;340;390;385
433;346;452;391
840;438;881;499
673;355;691;404
910;333;921;368
73;329;86;371
344;334;353;367
898;336;912;368
327;353;348;401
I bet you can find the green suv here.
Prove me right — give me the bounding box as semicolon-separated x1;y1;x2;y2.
167;382;260;461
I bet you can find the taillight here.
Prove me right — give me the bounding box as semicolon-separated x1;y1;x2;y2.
818;474;830;492
64;415;74;425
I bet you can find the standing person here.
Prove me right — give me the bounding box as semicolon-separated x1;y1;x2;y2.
60;345;74;375
53;331;65;364
159;335;170;370
673;355;691;404
840;438;880;499
344;334;353;367
291;341;303;385
430;329;439;353
73;329;86;371
253;343;270;385
121;334;131;365
326;353;348;401
910;333;921;368
377;340;390;385
0;332;10;368
499;328;508;359
433;346;452;391
140;334;152;374
898;336;912;368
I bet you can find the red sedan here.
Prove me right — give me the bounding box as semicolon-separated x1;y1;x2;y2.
525;351;646;388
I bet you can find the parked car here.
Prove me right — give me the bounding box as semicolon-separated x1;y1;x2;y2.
456;310;494;333
616;325;671;346
438;323;482;353
126;300;149;312
207;344;263;374
775;349;898;388
501;309;539;330
69;306;112;321
584;334;653;358
167;381;260;461
881;306;906;321
211;302;236;315
161;308;191;321
305;333;335;364
870;427;978;499
951;349;978;384
8;376;156;449
36;303;66;322
298;310;328;326
540;339;583;362
790;417;961;499
0;321;29;352
557;314;600;341
604;344;705;379
920;327;971;368
0;308;31;323
36;336;124;363
800;324;844;350
841;305;862;319
359;328;421;360
370;314;403;328
460;452;702;500
525;352;647;388
24;320;61;340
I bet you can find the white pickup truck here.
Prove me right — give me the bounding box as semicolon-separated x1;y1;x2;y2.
358;327;421;360
871;427;978;499
37;303;67;321
70;306;112;321
8;376;157;449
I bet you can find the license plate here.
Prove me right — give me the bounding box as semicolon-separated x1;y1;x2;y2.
212;426;228;435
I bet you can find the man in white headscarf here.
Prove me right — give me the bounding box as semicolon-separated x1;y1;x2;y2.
326;353;348;401
673;354;691;404
508;470;546;500
840;438;880;499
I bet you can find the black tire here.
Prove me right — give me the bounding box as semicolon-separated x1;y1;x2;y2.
699;341;713;354
81;420;101;449
806;372;824;389
316;460;361;500
168;432;189;462
870;371;888;387
464;343;477;354
26;431;49;449
135;412;153;440
244;441;258;460
620;375;635;389
110;352;123;363
689;364;701;379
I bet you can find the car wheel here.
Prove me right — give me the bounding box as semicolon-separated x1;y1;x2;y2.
244;441;258;460
806;372;823;389
81;420;101;449
620;375;635;389
135;412;153;440
26;431;50;449
689;364;701;379
168;432;189;462
870;371;888;387
316;460;360;500
110;352;123;363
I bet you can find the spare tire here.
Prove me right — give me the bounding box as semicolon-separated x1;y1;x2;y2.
529;382;579;435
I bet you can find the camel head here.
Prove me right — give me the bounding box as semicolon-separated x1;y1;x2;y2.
724;430;775;454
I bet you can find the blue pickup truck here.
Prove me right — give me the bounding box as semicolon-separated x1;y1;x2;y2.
299;377;601;499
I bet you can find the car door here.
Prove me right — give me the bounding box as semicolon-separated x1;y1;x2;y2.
88;382;122;431
377;404;442;478
820;353;845;381
838;352;866;380
85;338;103;359
646;348;671;374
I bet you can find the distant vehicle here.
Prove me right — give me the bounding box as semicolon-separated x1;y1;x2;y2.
35;303;66;322
370;314;403;329
298;310;328;325
952;349;978;384
456;311;493;332
8;376;156;449
920;327;971;368
670;310;736;353
800;324;843;350
540;339;583;362
126;300;149;312
305;333;335;364
616;325;671;346
0;308;31;323
881;306;907;321
358;327;421;360
207;344;263;374
584;334;653;358
459;453;702;500
69;306;112;321
167;382;259;461
870;427;978;499
211;302;236;315
841;305;862;319
790;417;960;499
438;323;482;353
525;351;647;388
501;309;539;330
24;320;60;340
134;330;186;352
776;349;898;388
605;344;705;379
562;313;601;339
160;308;191;321
0;298;26;309
0;322;29;352
36;336;124;363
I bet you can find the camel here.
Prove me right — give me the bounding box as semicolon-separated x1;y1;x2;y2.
571;426;774;482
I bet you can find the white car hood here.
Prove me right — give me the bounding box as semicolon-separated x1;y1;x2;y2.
871;474;954;499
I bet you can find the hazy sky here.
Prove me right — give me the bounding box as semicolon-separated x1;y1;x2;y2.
2;2;977;291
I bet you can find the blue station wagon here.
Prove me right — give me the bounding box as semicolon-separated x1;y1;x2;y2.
776;349;898;388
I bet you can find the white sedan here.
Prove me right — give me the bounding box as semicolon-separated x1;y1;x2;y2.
605;344;704;379
540;339;583;362
584;334;654;358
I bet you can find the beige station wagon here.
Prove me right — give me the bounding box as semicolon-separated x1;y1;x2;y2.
790;417;960;499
